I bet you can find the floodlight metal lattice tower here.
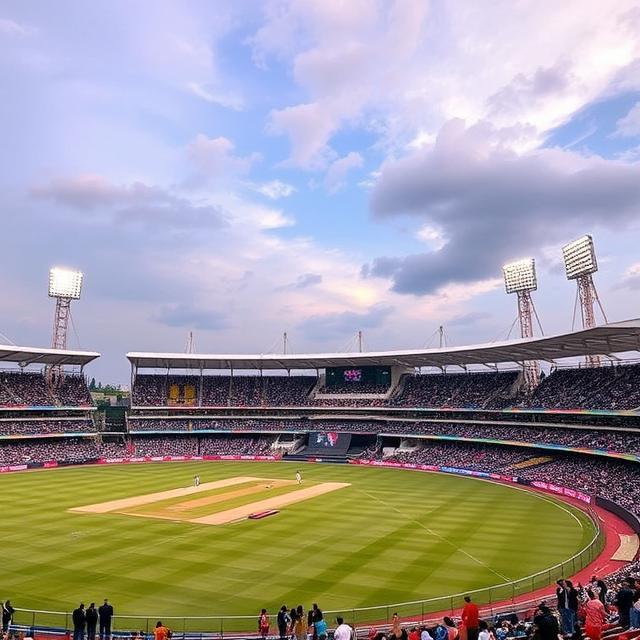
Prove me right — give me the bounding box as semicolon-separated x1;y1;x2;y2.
48;268;84;384
503;258;540;389
562;235;607;367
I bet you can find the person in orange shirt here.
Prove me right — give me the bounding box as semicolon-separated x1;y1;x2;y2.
584;590;606;640
153;622;169;640
461;596;479;640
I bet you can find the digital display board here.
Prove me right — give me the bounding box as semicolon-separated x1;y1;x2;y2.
325;366;391;387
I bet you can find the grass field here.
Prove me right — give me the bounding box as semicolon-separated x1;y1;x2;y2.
0;461;596;631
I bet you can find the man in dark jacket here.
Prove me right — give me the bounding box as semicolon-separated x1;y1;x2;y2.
557;580;573;635
615;578;635;629
99;599;114;640
86;603;98;640
631;578;640;630
2;600;15;632
534;603;560;640
309;604;323;640
566;580;579;634
277;605;289;640
72;603;86;640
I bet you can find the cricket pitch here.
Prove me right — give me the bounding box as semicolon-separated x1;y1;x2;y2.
70;476;350;525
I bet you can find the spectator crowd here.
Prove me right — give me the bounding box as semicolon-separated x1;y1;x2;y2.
129;364;640;411
0;372;92;407
125;419;640;456
0;435;277;465
0;419;96;435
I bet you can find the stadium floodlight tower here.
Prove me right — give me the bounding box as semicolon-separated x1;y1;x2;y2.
47;267;83;384
503;258;540;389
562;234;606;367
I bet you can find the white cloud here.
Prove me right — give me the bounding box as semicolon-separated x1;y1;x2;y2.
415;224;447;251
268;102;340;168
0;18;34;37
254;0;640;163
324;151;363;193
186;82;244;111
249;180;296;200
615;102;640;137
186;134;260;181
620;262;640;289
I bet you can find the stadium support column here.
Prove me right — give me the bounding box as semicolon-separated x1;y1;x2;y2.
503;258;540;392
47;268;84;388
130;362;137;400
562;235;607;368
577;274;600;367
52;296;72;350
516;290;540;388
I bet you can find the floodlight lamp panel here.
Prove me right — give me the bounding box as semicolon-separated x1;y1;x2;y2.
562;234;597;280
48;267;83;299
502;258;537;294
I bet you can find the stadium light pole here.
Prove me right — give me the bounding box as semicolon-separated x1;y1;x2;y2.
562;235;607;367
47;267;83;385
503;258;540;389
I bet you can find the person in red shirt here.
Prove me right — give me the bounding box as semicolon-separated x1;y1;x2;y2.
462;597;480;640
584;590;606;640
409;628;420;640
259;609;270;639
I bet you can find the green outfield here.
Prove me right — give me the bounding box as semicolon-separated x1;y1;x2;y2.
0;462;596;630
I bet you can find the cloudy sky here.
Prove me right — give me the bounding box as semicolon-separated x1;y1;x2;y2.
2;1;640;384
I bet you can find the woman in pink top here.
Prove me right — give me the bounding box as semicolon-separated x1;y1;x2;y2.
584;590;606;640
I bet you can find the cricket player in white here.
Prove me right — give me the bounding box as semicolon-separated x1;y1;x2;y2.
296;470;302;484
194;474;200;487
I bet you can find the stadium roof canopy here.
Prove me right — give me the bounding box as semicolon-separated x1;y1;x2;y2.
0;344;100;367
127;319;640;371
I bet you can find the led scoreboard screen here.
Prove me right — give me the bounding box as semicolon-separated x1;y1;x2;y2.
325;366;391;387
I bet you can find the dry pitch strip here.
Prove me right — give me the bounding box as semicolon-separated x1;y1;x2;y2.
70;476;350;525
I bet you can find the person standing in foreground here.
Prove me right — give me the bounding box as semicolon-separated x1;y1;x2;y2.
309;603;323;640
615;578;636;629
72;603;86;640
99;599;114;640
153;621;170;640
259;609;270;639
584;590;606;640
477;621;492;640
590;575;608;609
461;597;479;640
631;577;640;630
556;580;573;636
334;617;353;640
277;605;289;640
534;603;560;640
566;580;579;635
293;606;305;640
314;616;328;640
2;600;15;632
443;617;458;640
86;603;98;640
